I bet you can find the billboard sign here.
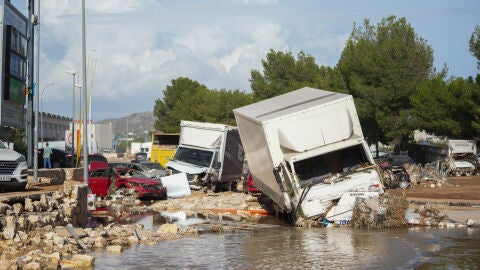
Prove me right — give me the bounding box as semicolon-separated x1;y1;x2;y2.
1;1;28;129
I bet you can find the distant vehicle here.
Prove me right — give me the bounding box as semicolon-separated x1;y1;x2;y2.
37;148;74;168
82;161;167;200
385;155;412;167
134;152;148;161
243;171;260;194
0;140;28;192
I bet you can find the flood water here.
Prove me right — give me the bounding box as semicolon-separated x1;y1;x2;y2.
89;213;480;270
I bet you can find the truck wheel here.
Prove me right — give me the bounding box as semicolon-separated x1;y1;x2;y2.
225;181;237;192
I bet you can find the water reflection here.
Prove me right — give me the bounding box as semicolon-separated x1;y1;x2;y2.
90;212;480;270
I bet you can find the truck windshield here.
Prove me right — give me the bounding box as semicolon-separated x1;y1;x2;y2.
173;146;214;168
293;144;369;185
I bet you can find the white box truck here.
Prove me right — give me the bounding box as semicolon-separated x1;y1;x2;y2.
233;87;384;221
165;121;245;191
446;139;478;176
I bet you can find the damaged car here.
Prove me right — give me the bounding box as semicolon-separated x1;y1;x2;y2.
82;161;167;200
110;162;167;179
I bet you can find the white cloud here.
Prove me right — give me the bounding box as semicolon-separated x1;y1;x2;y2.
11;0;476;121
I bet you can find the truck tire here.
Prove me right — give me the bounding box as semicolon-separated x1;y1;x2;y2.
227;181;238;192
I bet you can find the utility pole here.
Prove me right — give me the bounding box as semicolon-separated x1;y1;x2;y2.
82;0;88;185
26;0;35;168
33;0;40;182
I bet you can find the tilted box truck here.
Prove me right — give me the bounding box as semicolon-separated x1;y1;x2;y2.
233;87;384;221
165;120;245;191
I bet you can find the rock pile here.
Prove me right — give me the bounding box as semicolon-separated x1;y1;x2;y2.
149;191;259;214
0;181;203;269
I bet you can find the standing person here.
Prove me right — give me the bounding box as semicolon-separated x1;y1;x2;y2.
43;143;52;169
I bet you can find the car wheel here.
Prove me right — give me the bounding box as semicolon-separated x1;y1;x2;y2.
53;161;61;168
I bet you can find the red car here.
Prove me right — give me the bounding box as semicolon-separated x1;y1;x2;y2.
243;171;260;194
82;161;167;200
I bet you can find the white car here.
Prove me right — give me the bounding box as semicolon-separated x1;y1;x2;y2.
0;140;28;192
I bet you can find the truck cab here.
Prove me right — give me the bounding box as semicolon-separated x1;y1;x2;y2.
166;121;244;191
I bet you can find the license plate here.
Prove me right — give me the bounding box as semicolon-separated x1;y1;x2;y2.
0;176;11;181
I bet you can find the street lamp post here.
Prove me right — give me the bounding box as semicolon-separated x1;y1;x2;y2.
40;82;55;146
82;0;89;186
66;71;76;167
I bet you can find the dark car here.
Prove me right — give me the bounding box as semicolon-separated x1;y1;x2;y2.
110;161;167;179
386;155;413;167
79;153;108;167
134;152;148;161
37;148;74;168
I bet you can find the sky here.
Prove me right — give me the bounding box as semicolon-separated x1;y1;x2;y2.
10;0;480;122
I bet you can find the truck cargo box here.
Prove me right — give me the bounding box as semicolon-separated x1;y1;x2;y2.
234;87;383;220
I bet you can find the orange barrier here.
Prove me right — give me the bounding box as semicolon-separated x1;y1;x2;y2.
212;208;275;216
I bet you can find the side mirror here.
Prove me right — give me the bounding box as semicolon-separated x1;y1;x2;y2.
213;161;221;169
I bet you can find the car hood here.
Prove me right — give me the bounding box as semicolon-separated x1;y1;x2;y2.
123;177;161;185
166;160;207;175
0;148;22;161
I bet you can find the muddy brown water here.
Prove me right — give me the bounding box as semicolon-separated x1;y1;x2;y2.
88;212;480;270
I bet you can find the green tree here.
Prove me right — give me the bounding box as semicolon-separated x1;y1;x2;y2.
153;77;209;132
412;75;480;139
337;16;433;150
153;77;254;132
470;25;480;70
250;49;347;100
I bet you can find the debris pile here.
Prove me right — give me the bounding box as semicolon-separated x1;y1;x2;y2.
404;163;445;185
149;191;255;214
405;204;448;226
351;193;409;229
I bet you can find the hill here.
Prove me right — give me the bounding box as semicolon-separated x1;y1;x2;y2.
96;111;154;138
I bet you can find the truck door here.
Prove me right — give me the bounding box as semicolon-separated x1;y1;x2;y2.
220;130;245;182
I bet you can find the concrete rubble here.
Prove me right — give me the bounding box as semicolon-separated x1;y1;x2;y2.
0;180;200;269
